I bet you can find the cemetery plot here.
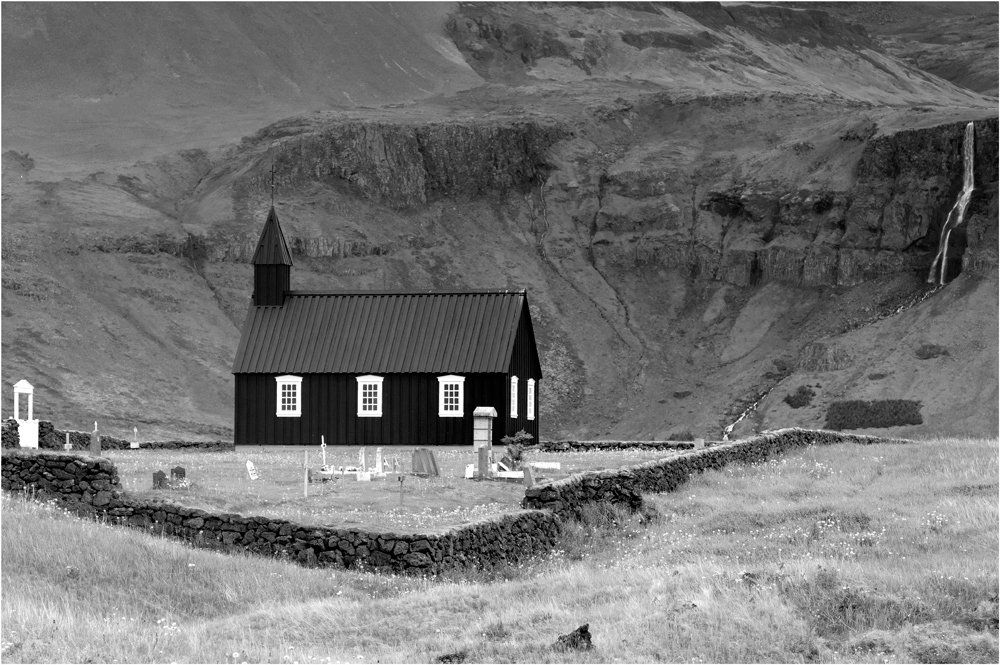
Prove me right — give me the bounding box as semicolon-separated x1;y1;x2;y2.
104;446;686;532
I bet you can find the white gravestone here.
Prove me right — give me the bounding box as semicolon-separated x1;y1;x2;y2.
131;426;140;449
246;461;260;481
12;380;39;449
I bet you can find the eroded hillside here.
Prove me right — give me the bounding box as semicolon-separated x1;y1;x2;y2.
2;2;997;440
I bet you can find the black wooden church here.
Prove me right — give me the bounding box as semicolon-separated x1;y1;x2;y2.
232;208;542;446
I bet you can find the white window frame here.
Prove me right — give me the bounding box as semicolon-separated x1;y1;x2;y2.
510;375;519;418
356;375;384;417
437;375;465;417
275;375;303;418
527;379;536;421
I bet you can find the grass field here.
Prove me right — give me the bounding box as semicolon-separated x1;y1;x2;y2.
105;446;685;531
2;437;997;663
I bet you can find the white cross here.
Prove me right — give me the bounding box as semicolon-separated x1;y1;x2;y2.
320;436;327;467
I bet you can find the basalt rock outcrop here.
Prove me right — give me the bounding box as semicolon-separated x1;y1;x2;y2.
237;120;567;212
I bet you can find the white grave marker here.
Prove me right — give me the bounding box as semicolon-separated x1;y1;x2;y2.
90;422;101;456
246;460;260;481
131;426;140;449
358;448;367;472
320;436;328;468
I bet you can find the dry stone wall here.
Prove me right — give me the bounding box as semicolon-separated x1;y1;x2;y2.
34;421;234;452
522;428;911;519
533;440;699;452
2;419;19;449
1;450;123;508
1;450;558;575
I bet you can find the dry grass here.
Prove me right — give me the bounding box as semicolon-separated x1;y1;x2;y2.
2;437;996;663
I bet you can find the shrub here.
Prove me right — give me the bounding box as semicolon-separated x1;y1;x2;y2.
667;431;695;441
825;400;923;430
501;430;533;465
915;344;949;360
673;390;691;399
868;372;887;380
784;385;815;409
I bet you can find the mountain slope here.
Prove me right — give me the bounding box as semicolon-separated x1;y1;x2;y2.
1;2;482;170
1;2;997;441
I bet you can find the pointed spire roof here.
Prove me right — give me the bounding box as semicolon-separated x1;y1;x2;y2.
251;207;293;266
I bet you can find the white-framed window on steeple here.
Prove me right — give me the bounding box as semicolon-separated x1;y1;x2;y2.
510;375;519;418
357;375;384;417
527;379;536;421
438;375;465;417
275;375;302;417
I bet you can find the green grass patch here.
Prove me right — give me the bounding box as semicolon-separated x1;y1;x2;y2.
825;399;923;429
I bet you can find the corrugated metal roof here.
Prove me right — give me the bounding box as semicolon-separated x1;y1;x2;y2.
251;207;293;266
232;291;528;374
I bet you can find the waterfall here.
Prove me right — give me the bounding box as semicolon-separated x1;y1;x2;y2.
928;122;975;285
721;387;773;441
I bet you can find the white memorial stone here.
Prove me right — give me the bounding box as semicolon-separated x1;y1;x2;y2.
246;460;260;481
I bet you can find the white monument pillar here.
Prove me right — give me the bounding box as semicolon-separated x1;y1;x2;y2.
473;406;497;452
13;380;39;448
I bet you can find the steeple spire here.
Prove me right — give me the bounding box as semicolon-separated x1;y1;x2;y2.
251;206;292;306
251;206;293;267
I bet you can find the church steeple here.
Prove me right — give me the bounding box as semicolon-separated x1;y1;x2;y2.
251;206;293;306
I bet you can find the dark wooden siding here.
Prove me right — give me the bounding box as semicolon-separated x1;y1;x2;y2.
234;372;512;446
502;299;543;443
253;265;290;307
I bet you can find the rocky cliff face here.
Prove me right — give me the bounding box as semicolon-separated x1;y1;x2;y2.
235;120;566;211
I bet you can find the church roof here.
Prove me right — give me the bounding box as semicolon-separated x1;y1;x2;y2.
232;290;535;375
251;207;293;266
